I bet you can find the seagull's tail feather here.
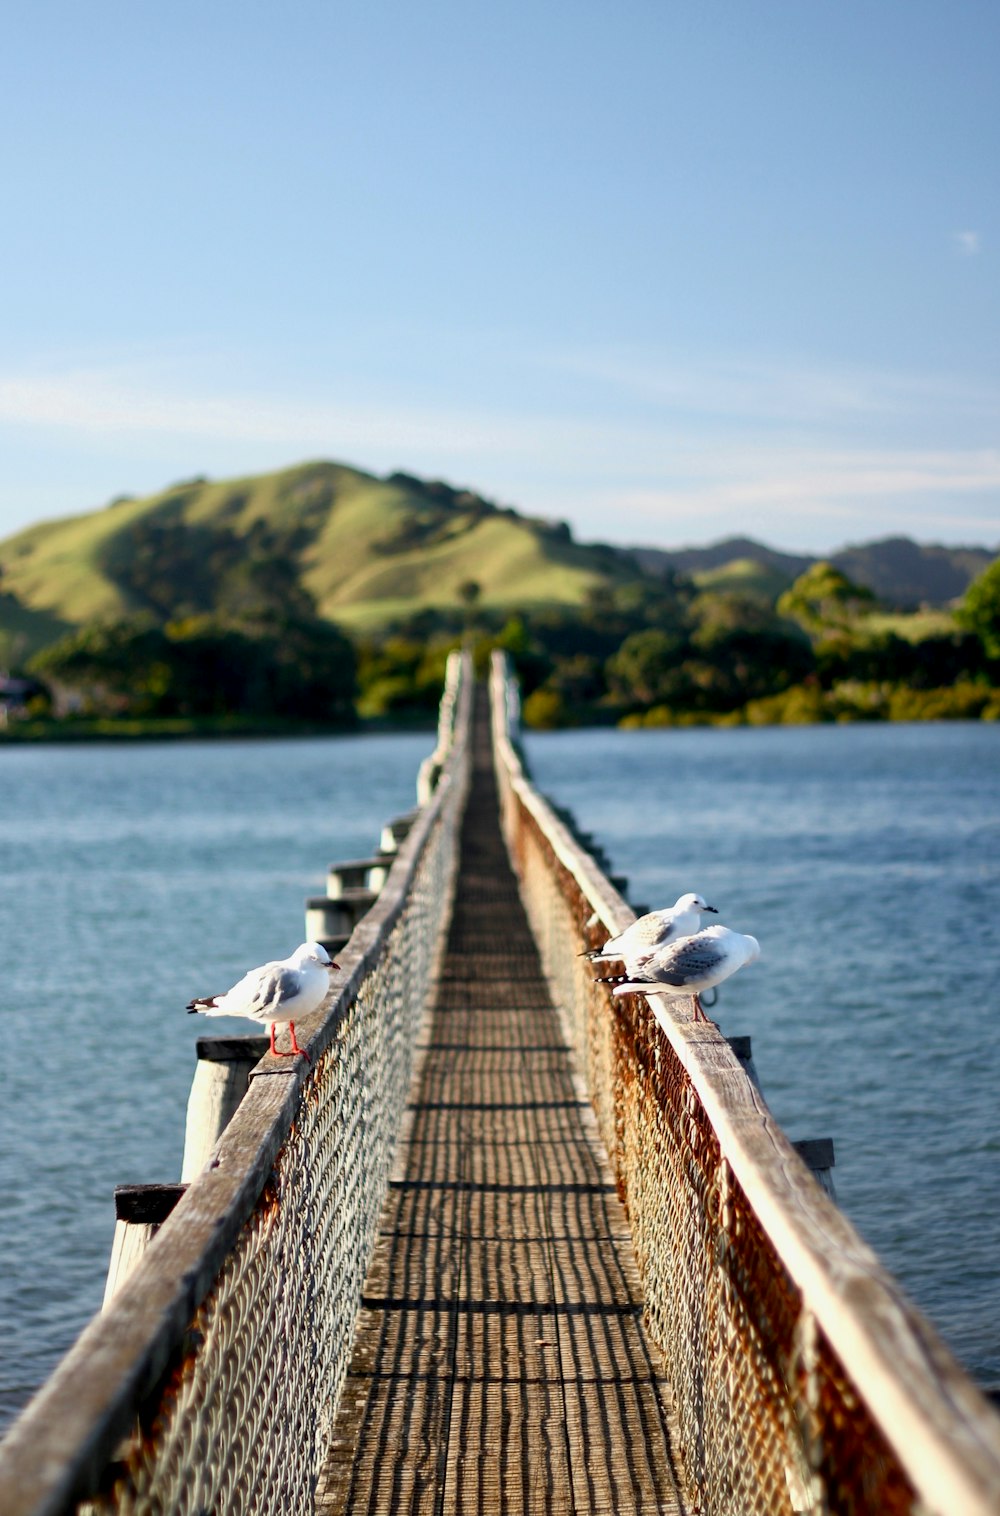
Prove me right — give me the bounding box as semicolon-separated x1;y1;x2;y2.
186;995;222;1014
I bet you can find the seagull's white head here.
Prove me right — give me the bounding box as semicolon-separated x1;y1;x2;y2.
295;941;340;969
675;893;718;915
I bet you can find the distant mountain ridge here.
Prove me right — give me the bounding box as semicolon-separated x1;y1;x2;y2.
633;535;996;609
0;460;994;658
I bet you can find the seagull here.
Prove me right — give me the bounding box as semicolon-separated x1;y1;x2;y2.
599;925;760;1022
583;893;718;975
186;941;339;1061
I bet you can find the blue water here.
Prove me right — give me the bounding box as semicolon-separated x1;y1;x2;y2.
2;724;998;1433
524;721;1000;1393
0;733;432;1430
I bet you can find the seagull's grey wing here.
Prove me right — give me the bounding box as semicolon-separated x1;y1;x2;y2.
630;912;675;949
245;965;301;1015
600;911;671;959
638;937;728;987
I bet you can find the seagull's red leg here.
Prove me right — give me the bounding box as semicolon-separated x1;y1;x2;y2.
268;1021;310;1060
287;1022;311;1063
692;994;705;1022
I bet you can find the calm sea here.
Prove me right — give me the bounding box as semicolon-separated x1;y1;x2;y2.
1;722;998;1432
524;720;1000;1394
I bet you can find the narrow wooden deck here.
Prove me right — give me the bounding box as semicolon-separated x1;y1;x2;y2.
316;695;687;1515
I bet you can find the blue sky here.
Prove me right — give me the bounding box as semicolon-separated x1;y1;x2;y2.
1;1;997;552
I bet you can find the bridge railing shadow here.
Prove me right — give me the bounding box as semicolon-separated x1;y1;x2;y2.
0;654;474;1516
489;649;1000;1516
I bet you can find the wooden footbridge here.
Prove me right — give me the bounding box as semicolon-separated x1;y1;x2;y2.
3;653;1000;1516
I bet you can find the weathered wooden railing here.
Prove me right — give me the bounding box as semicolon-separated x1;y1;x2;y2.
489;650;1000;1516
0;652;473;1516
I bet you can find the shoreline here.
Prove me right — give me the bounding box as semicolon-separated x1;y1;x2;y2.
0;713;438;746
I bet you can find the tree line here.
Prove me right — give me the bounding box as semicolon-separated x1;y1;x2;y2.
10;555;1000;730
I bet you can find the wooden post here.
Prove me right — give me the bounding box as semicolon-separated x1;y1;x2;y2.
180;1035;269;1183
379;810;418;854
305;890;375;943
726;1034;763;1093
326;856;391;899
792;1137;838;1201
103;1184;187;1308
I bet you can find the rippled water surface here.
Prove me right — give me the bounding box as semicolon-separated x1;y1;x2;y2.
0;733;432;1429
524;720;1000;1392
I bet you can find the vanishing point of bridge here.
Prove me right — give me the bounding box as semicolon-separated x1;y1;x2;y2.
2;653;999;1516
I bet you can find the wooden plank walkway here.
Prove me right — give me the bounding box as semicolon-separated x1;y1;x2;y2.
316;694;687;1515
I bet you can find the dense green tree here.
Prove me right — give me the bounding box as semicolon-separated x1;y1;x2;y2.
777;562;876;639
690;593;814;705
605;628;688;707
30;610;356;722
30;618;176;714
956;557;1000;660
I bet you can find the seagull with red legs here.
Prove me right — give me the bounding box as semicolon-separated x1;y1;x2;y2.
186;941;339;1061
597;924;760;1023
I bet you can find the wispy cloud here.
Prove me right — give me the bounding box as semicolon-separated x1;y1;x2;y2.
596;445;1000;524
954;229;982;257
0;356;997;551
0;368;514;455
535;344;1000;425
543;437;1000;552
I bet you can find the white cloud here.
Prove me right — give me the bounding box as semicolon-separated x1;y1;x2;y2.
954;230;981;257
535;344;1000;425
595;447;1000;520
546;442;1000;552
0;355;997;552
0;369;509;455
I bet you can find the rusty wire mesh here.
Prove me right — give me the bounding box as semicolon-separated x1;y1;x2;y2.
488;653;999;1516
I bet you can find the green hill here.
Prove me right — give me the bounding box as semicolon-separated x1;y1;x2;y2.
690;556;796;601
0;461;637;654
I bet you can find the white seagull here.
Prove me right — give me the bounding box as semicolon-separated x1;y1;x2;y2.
186;941;339;1061
601;925;760;1022
583;893;718;976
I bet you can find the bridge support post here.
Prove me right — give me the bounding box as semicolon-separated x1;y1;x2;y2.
326;857;391;898
379;810;418;853
180;1035;269;1182
102;1184;187;1308
305;892;375;944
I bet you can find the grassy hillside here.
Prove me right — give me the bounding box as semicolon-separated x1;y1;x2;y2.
691;556;795;601
0;461;634;652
